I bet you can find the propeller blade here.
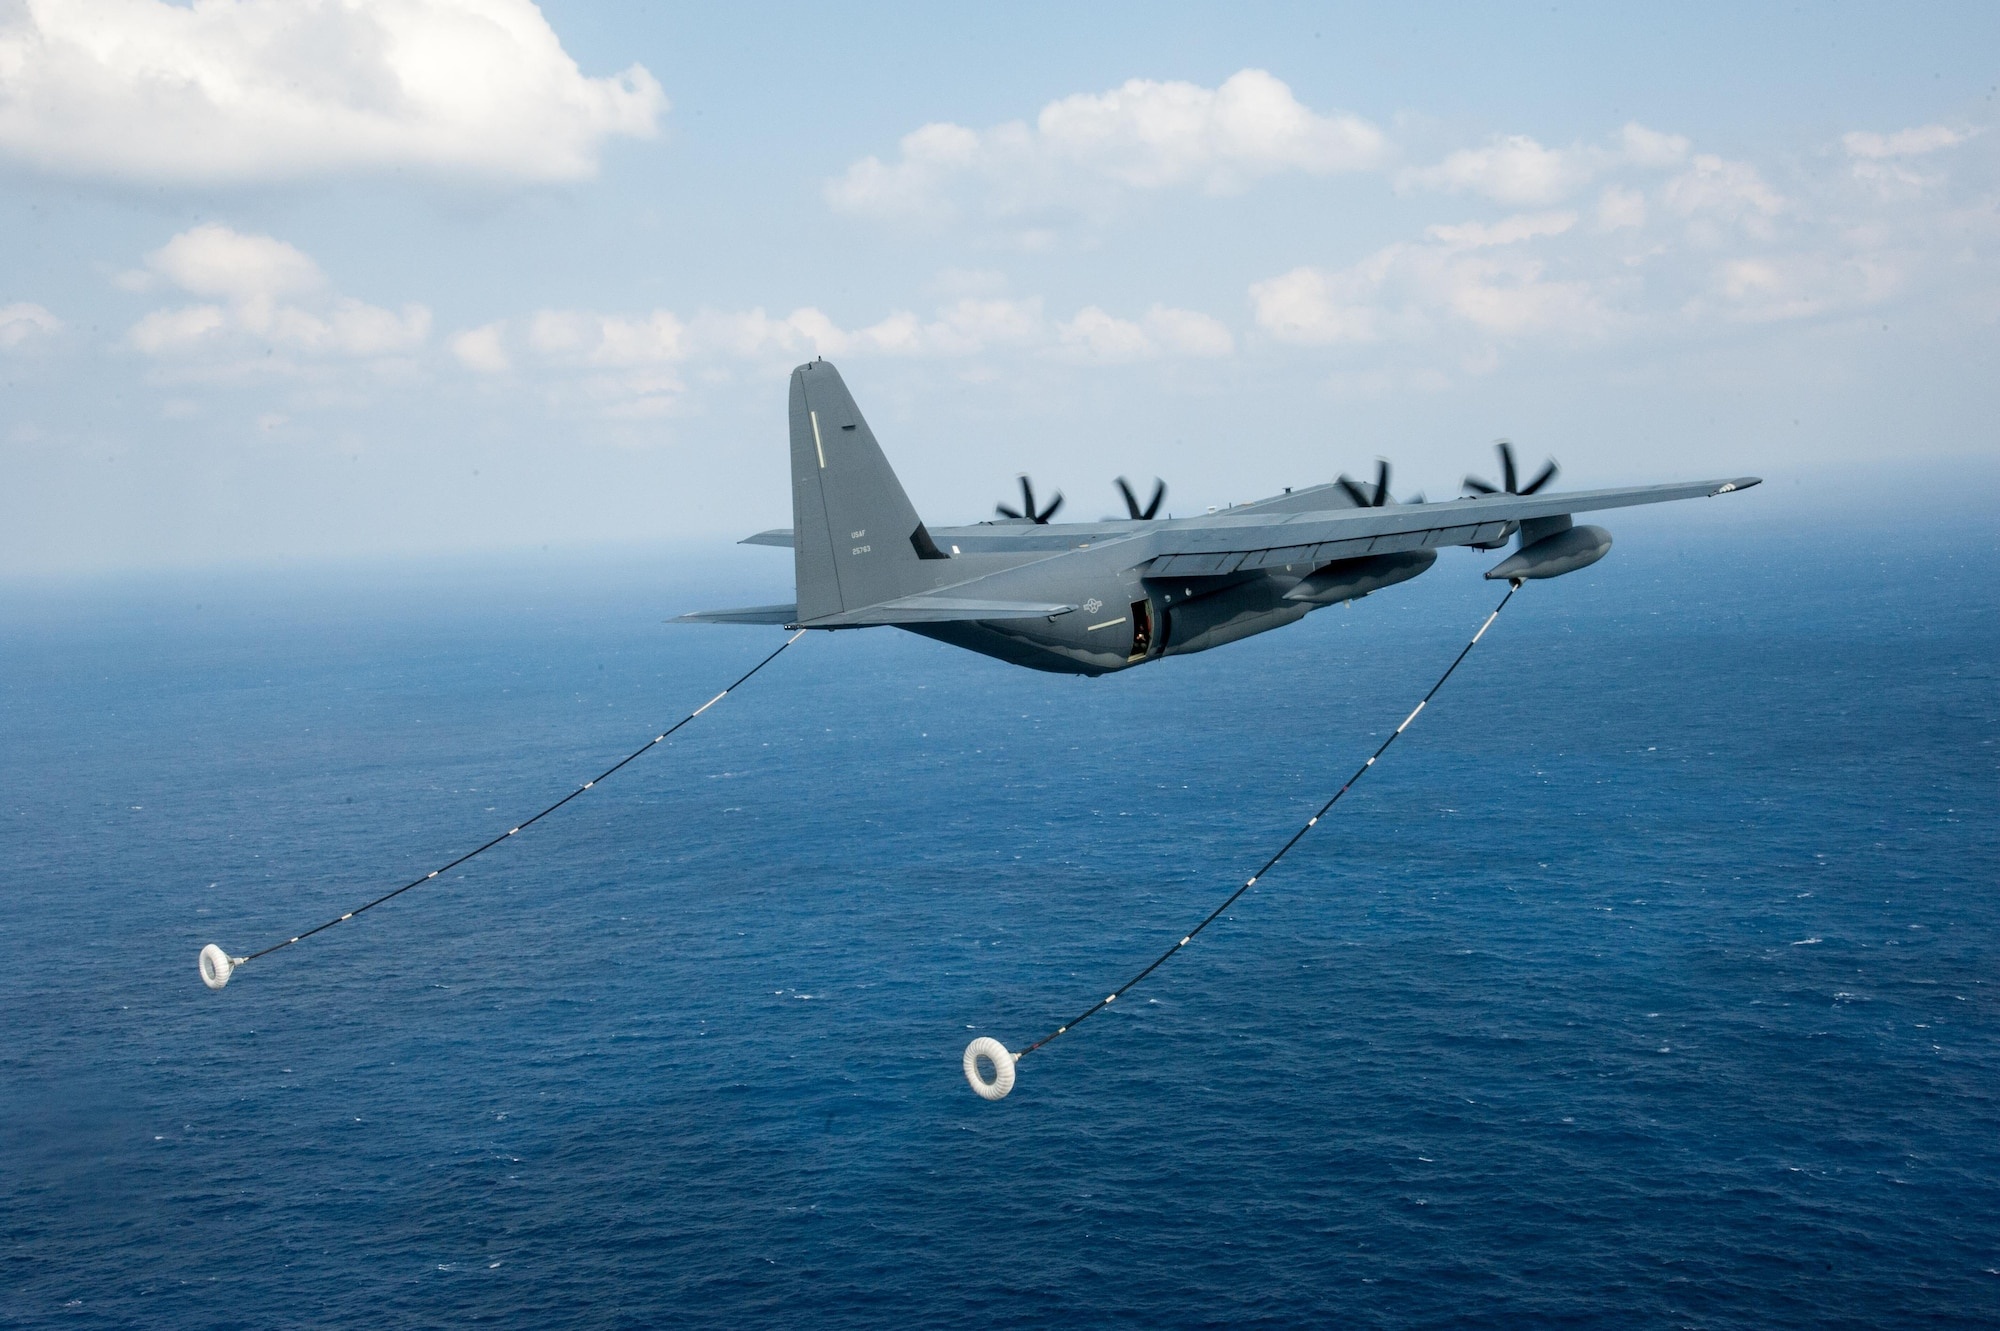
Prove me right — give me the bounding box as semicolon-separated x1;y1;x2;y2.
1462;476;1499;496
996;504;1024;519
1520;458;1560;494
1337;474;1371;506
1036;491;1064;523
1372;458;1392;506
1115;476;1167;519
1116;477;1143;520
1019;476;1036;518
1497;441;1518;495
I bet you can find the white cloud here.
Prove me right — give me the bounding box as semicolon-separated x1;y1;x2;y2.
698;297;1047;361
1401;123;1691;206
1140;305;1236;357
1056;304;1234;362
501;294;1236;413
149;224;326;304
131;304;230;354
1596;186;1647;231
1249;261;1391;345
1425;211;1576;249
1252;223;1610;347
129;224;429;357
1618;123;1691;168
1439;255;1603;336
0;301;62;348
1663;154;1784;236
827;69;1384;224
1842;125;1967;160
689;307;852;360
1058;307;1156;362
450;322;509;373
1252;113;1982;366
1841;124;1972;196
1035;69;1386;188
523;295;1233;370
1400;134;1589;206
0;0;666;184
1703;254;1904;324
591;312;690;366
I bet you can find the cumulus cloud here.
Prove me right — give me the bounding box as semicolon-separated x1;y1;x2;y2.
530;309;689;365
826;69;1384;225
1841;124;1972;196
1400;123;1693;205
525;296;1240;366
1596;185;1647;231
1057;304;1234;362
1248;265;1385;345
1253;111;1979;368
450;322;510;373
0;0;666;184
148;224;325;304
1842;125;1968;160
1704;254;1904;323
1400;134;1588;206
129;224;429;358
1618;123;1690;168
0;301;62;348
497;293;1237;414
1424;211;1576;249
1252;213;1609;346
1663;154;1784;237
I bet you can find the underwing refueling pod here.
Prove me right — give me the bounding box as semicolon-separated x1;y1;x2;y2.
682;361;1760;675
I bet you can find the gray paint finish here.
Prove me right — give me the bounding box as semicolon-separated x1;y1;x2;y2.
686;362;1761;675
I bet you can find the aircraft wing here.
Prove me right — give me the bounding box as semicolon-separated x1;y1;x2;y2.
1143;478;1758;576
679;596;1077;628
803;595;1077;627
675;603;798;625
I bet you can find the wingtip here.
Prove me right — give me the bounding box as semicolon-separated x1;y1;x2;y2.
1711;477;1763;495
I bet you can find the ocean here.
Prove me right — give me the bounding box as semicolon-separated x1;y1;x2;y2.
3;510;1996;1328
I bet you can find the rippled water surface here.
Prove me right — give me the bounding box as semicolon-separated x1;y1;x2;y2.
4;518;1996;1328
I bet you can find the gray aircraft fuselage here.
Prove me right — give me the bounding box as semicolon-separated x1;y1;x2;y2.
847;512;1430;676
684;360;1759;675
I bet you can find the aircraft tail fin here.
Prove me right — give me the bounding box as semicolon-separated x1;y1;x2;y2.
789;360;950;621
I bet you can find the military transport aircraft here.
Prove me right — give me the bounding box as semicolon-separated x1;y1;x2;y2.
681;360;1759;675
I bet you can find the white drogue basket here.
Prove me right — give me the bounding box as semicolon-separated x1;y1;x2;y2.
962;1036;1016;1101
199;944;236;991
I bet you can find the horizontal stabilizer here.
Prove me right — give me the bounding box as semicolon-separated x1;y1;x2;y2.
805;595;1076;627
675;603;798;625
740;529;794;548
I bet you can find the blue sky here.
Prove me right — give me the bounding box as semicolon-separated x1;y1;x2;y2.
1;1;1995;574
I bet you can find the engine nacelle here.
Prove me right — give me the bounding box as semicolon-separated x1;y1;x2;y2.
1485;517;1612;581
1282;549;1437;604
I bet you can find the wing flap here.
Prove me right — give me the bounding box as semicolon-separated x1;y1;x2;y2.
1148;521;1513;576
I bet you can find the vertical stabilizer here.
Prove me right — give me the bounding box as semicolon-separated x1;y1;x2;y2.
789;361;946;621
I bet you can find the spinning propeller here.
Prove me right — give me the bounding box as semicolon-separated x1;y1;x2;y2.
1337;459;1402;507
996;475;1064;523
1463;440;1558;497
1115;476;1167;520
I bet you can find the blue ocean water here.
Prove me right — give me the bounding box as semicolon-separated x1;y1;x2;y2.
2;514;1996;1328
